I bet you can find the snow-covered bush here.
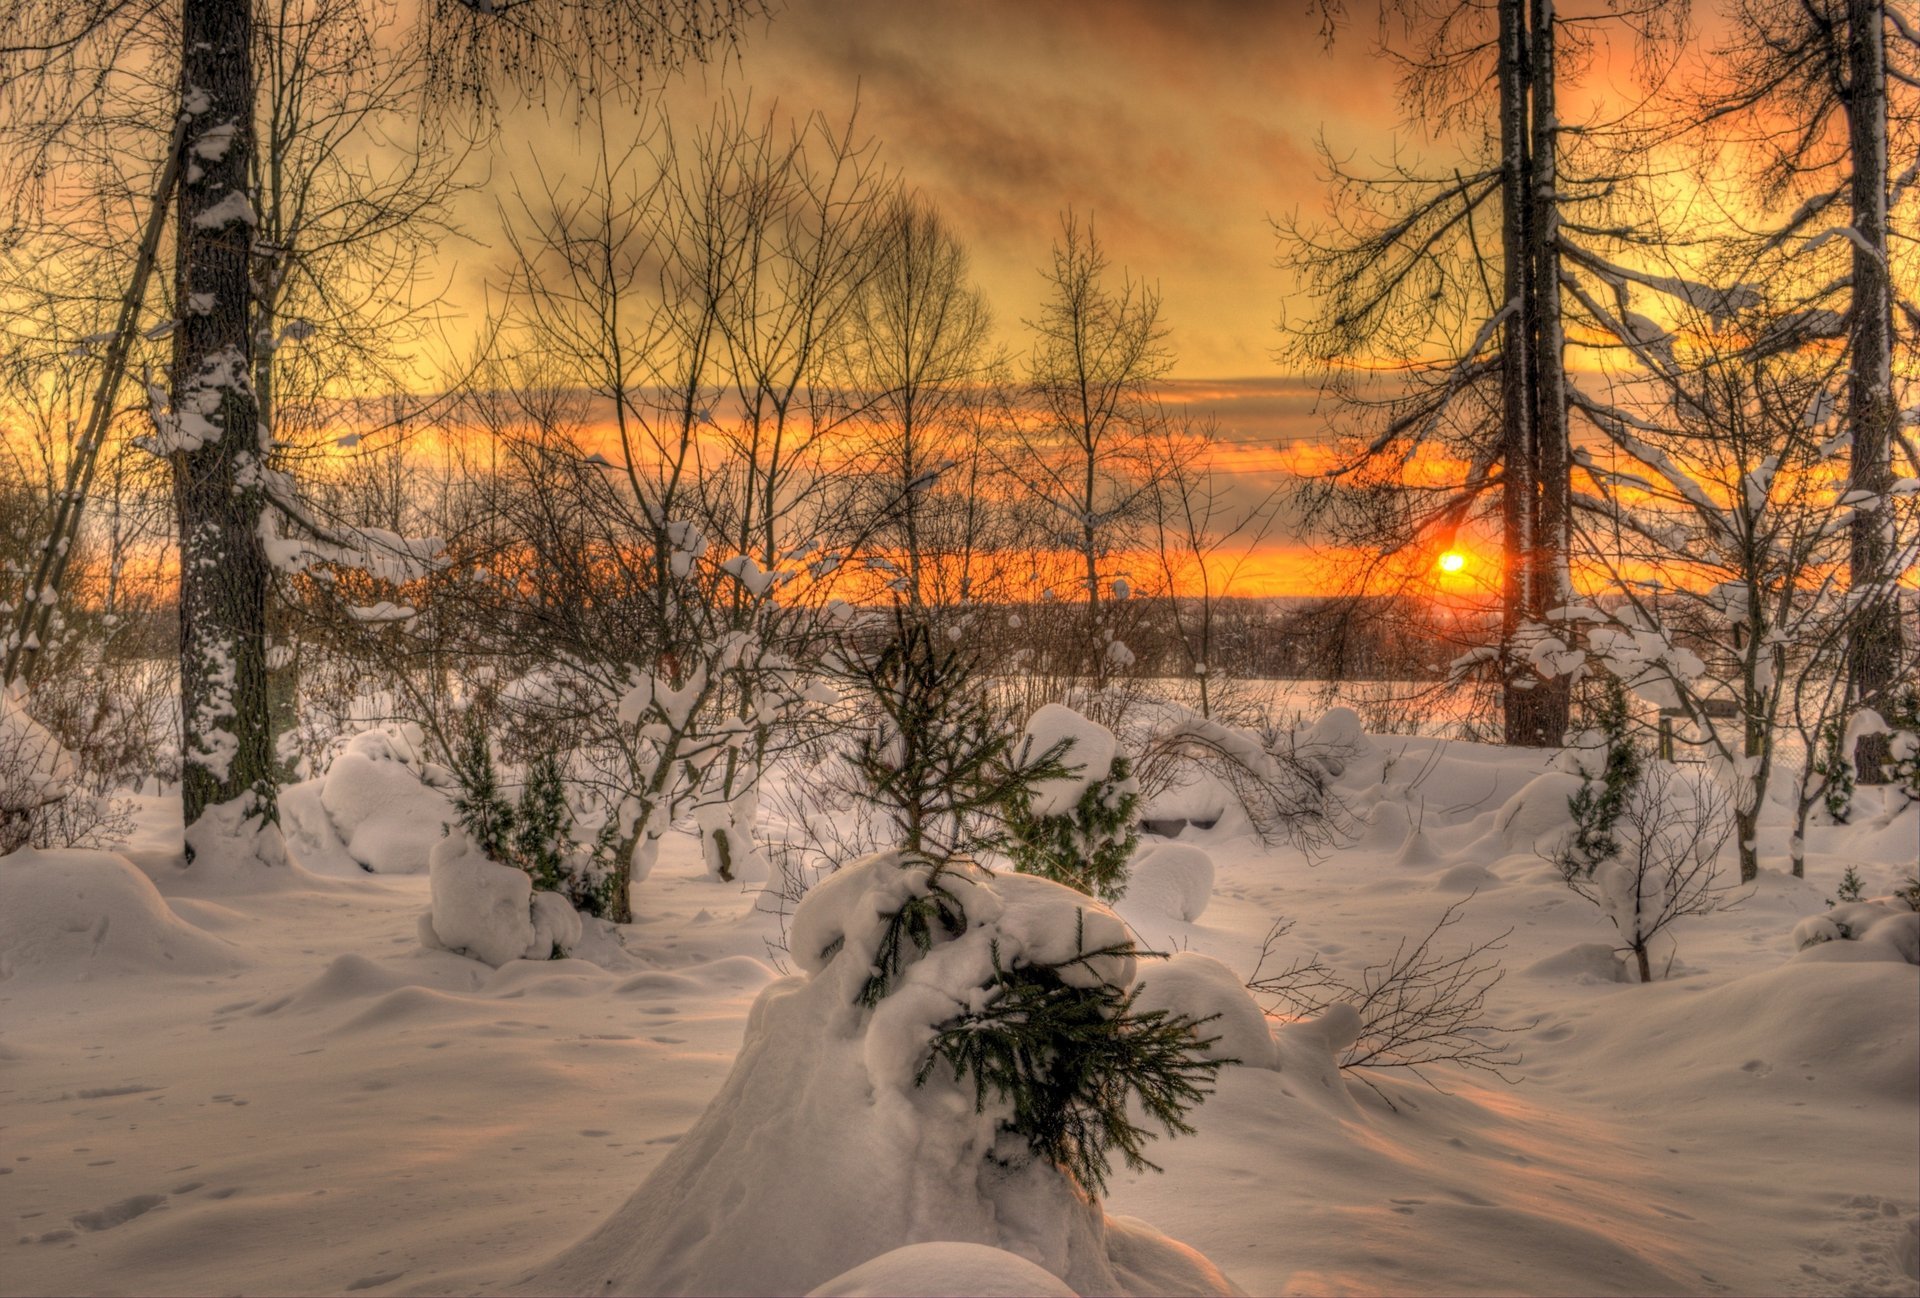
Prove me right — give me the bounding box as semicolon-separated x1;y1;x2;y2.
1122;843;1215;923
318;727;456;874
1004;704;1140;901
521;851;1236;1296
1559;673;1642;873
1556;762;1734;982
0;685;76;854
448;727;619;919
420;829;583;966
1245;901;1520;1104
1792;901;1920;965
1132;704;1357;852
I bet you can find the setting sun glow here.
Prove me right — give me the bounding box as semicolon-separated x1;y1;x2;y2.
1438;550;1467;574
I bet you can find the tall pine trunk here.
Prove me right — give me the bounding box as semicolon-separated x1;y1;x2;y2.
1497;0;1571;749
1526;0;1571;747
1844;0;1900;783
172;0;277;837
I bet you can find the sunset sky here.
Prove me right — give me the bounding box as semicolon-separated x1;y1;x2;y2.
406;0;1898;596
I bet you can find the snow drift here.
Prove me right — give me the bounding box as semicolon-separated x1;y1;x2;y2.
518;852;1240;1296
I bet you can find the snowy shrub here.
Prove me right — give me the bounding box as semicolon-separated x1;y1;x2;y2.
1556;762;1734;983
830;853;1224;1197
1792;901;1920;965
1245;901;1521;1105
1122;843;1215;923
522;851;1240;1296
448;727;619;921
834;608;1062;861
1560;674;1642;873
1004;704;1141;902
0;686;76;854
1130;704;1357;853
1812;716;1855;824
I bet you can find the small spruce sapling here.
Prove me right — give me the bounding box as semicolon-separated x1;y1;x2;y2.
852;860;1226;1198
1812;717;1855;824
1564;674;1642;872
1004;725;1141;901
836;608;1068;862
1829;865;1867;907
920;928;1224;1197
448;728;621;923
450;725;514;861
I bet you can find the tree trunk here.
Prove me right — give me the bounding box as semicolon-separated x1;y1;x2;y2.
172;0;277;836
1843;0;1900;783
1525;0;1571;747
1497;0;1544;746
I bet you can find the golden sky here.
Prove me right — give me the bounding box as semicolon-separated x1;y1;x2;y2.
448;0;1407;381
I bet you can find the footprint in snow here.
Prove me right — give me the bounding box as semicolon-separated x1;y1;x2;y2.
70;1193;167;1232
344;1272;407;1291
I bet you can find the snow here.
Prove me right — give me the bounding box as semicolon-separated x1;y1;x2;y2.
2;720;1915;1296
807;1242;1080;1296
1017;703;1120;817
1121;842;1215;922
425;830;535;968
0;687;75;813
1129;952;1275;1068
0;849;245;981
315;729;454;874
190;190;258;230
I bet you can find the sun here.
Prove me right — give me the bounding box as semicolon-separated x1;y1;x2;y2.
1437;550;1467;574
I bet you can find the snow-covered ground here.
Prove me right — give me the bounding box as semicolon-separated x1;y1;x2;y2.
3;727;1916;1297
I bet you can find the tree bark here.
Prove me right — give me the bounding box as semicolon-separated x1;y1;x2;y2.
1843;0;1901;783
172;0;277;835
1498;0;1541;745
1497;0;1572;749
1526;0;1571;747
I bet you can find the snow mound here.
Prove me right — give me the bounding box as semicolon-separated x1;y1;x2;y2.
256;952;407;1015
1358;797;1414;852
1436;862;1503;892
1556;960;1919;1108
1794;902;1920;965
0;848;245;981
1489;771;1585;855
425;830;534;967
1268;1004;1363;1117
318;729;455;873
1130;952;1275;1069
1017;704;1120;817
807;1242;1079;1297
1123;844;1214;922
518;852;1237;1296
0;687;75;815
1299;707;1372;778
1523;942;1630;984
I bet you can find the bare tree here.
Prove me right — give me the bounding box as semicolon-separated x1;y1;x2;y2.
1016;212;1172;688
0;0;766;857
844;193;1000;608
1281;0;1691;747
1555;761;1735;982
1148;413;1281;722
1688;0;1918;782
